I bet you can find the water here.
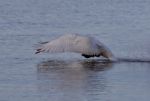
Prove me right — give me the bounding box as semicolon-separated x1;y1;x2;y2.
0;0;150;101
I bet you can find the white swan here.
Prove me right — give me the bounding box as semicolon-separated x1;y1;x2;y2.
35;34;114;60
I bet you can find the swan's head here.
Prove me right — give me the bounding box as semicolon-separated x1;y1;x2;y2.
100;48;116;61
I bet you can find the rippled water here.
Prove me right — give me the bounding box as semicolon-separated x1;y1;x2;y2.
0;0;150;101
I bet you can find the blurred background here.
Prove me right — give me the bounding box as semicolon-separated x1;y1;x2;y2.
0;0;150;101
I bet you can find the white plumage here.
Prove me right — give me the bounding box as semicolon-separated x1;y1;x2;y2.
35;34;114;59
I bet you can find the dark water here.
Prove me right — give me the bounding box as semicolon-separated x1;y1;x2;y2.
0;0;150;101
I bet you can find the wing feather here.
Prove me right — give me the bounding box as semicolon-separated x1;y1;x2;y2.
35;34;100;55
36;34;78;54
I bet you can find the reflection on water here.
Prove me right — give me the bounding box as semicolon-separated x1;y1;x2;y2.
37;60;113;101
37;59;113;72
36;60;150;101
1;0;150;100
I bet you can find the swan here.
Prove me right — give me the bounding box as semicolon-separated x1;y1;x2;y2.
35;34;114;60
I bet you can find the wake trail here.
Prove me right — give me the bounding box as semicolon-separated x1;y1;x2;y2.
95;57;150;63
117;57;150;63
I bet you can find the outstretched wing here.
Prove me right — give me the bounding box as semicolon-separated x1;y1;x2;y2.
35;38;75;54
35;34;100;54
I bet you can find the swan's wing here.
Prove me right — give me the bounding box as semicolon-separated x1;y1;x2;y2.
35;34;97;54
35;38;74;54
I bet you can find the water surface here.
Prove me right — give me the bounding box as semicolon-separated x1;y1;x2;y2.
0;0;150;101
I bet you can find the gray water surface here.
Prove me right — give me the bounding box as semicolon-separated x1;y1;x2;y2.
0;0;150;101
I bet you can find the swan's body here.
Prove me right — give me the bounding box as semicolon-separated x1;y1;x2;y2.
35;34;114;59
